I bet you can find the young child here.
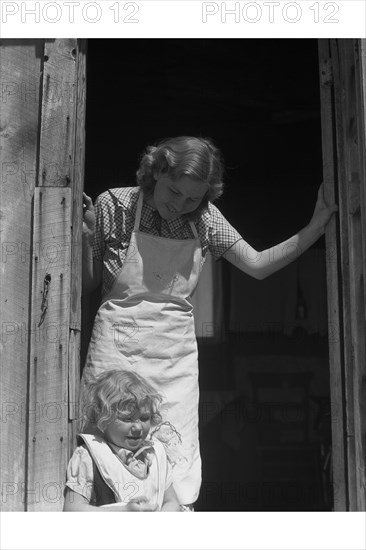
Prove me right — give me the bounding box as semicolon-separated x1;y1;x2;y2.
63;369;180;511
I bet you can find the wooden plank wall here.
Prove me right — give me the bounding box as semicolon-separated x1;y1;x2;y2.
27;187;71;510
27;39;87;511
0;39;86;511
0;40;43;512
319;39;366;511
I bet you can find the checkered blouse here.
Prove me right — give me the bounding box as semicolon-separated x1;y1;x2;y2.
92;187;242;296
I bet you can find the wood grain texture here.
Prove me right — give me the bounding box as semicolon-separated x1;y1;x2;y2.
0;39;43;511
27;187;71;511
30;39;86;504
355;40;366;511
69;39;87;332
358;41;366;317
38;39;77;188
344;39;366;511
318;39;348;511
67;41;87;445
325;38;366;511
331;38;358;511
68;328;80;422
335;39;366;511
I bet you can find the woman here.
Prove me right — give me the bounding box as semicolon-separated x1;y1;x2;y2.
81;136;337;508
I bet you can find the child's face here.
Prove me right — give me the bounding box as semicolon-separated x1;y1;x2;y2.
104;408;152;451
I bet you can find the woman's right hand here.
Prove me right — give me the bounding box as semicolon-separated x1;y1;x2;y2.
83;192;96;244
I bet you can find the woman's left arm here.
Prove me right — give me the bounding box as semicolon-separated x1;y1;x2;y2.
223;183;338;280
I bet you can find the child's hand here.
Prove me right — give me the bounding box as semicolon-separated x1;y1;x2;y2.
125;497;158;512
101;498;157;512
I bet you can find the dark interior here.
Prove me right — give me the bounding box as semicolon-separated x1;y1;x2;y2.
84;38;332;511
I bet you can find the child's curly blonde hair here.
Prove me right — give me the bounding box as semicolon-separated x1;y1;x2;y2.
82;369;163;432
136;136;225;219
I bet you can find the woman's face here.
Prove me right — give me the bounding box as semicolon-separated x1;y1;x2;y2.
152;174;208;220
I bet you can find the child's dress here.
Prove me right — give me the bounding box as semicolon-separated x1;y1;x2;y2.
65;433;172;510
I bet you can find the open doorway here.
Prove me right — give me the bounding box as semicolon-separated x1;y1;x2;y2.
83;39;332;511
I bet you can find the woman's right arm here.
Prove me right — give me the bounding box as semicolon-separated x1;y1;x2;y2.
82;192;102;294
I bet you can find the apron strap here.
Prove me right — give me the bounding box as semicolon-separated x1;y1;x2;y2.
134;189;144;231
135;188;199;240
189;220;199;239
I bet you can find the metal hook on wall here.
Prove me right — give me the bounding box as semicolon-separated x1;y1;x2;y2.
38;273;51;327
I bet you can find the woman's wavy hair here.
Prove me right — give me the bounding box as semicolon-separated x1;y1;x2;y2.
136;136;225;219
82;369;163;432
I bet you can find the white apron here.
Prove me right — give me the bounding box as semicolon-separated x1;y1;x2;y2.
79;433;168;509
81;189;204;504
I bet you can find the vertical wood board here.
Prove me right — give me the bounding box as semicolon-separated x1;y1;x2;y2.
354;41;366;509
318;39;348;511
327;38;366;511
70;40;87;331
0;40;43;511
68;41;87;431
38;39;77;188
336;39;366;511
345;40;366;511
330;38;358;510
27;187;71;511
68;328;80;422
358;41;366;317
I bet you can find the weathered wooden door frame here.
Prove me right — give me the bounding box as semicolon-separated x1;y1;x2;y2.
318;38;366;511
0;39;86;511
